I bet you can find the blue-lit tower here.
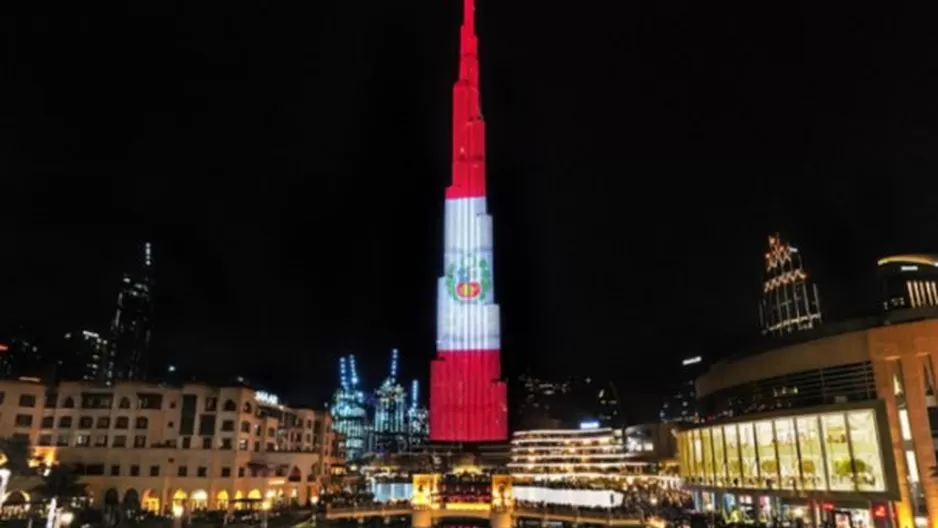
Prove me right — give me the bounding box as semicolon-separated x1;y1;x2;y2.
374;349;408;453
407;379;429;449
331;354;368;461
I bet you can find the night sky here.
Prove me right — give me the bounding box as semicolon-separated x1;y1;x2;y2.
4;2;938;421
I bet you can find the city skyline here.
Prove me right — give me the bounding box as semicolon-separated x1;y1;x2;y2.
5;2;938;420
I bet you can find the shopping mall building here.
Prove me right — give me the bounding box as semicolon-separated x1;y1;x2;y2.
677;310;938;528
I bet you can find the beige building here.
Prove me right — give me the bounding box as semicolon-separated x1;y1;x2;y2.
676;310;938;528
0;379;343;513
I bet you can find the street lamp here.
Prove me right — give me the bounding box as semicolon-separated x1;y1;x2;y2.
0;468;10;509
261;500;271;528
172;504;185;528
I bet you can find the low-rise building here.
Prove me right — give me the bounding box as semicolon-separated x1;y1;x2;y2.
676;310;938;528
0;379;343;513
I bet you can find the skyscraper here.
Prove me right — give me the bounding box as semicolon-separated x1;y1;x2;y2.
0;334;44;380
374;349;407;452
60;330;112;385
331;354;368;461
111;241;154;382
759;234;822;336
407;379;429;448
429;0;508;442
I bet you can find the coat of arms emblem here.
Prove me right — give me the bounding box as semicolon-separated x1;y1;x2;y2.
445;253;492;303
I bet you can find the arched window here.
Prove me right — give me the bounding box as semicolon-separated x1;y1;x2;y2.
242;401;252;414
223;400;237;412
119;397;131;409
62;397;75;408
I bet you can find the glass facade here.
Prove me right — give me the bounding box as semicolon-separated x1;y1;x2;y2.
678;408;887;494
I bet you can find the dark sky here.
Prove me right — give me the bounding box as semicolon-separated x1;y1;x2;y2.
3;2;938;420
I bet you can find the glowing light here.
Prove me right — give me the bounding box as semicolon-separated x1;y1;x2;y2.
172;505;184;518
682;356;701;366
255;391;280;406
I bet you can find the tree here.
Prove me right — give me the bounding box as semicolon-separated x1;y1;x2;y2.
0;436;35;476
32;464;86;501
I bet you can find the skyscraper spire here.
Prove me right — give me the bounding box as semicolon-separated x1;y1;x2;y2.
448;0;485;199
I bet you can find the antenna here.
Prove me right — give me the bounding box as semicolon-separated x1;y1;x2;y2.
339;356;349;390
350;354;360;387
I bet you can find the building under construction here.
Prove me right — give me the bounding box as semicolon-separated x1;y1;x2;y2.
331;354;368;461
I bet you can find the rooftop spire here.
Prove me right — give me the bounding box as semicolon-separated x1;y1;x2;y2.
447;0;486;199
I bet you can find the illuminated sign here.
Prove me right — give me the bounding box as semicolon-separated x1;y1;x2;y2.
901;265;919;271
255;391;279;406
682;356;702;366
579;421;600;430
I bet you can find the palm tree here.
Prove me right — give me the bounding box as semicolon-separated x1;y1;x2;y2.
0;435;35;475
0;435;39;508
32;464;86;501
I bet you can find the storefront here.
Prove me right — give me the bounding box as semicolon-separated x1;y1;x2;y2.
678;403;900;528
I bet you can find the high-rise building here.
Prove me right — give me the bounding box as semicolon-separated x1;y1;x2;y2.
429;0;508;443
374;349;407;453
111;241;154;382
759;234;822;336
331;354;368;461
407;379;429;448
876;254;938;311
60;330;113;385
516;374;623;430
0;334;44;380
660;355;706;424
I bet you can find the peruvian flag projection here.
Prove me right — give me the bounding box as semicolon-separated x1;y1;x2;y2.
429;0;508;442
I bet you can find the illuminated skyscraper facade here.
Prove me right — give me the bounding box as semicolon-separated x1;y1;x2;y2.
374;349;407;452
759;234;822;336
111;242;154;382
61;330;112;385
429;0;508;442
331;354;368;461
408;379;429;447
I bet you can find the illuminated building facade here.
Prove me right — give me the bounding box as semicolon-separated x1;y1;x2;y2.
516;375;623;430
374;349;407;453
660;355;706;424
429;0;508;443
407;380;429;448
0;334;44;380
0;378;342;511
60;330;112;385
759;234;822;336
877;255;938;311
678;311;938;528
331;355;368;461
624;422;677;461
507;426;645;481
111;242;154;382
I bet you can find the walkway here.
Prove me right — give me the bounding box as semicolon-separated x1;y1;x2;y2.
324;504;644;526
